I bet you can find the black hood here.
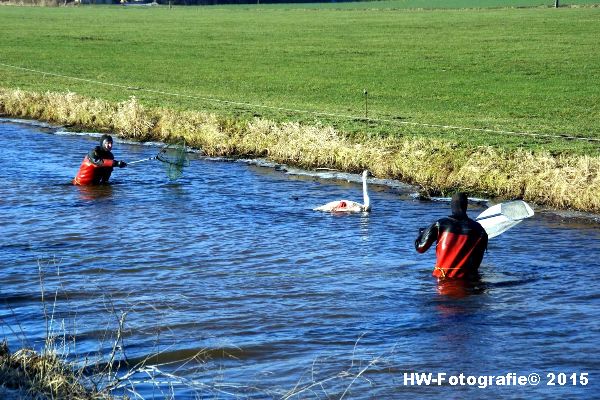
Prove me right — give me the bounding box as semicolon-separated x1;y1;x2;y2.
451;192;468;219
100;134;113;150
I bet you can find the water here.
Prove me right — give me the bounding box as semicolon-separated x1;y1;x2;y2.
0;119;599;399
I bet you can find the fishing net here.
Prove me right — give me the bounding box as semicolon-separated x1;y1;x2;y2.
156;141;190;181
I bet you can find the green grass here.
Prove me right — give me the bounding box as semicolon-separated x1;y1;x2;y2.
1;3;599;154
233;0;600;9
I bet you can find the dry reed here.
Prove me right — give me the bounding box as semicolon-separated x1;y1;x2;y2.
0;340;105;400
1;87;598;212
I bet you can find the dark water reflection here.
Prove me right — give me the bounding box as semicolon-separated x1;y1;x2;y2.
0;120;599;399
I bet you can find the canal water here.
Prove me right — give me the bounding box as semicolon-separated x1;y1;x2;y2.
0;119;598;399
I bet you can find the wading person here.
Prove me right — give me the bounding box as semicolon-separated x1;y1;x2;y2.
73;134;127;185
415;192;488;281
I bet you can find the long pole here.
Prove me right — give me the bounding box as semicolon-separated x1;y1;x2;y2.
128;156;155;165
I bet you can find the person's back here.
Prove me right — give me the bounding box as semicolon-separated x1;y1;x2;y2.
415;193;488;279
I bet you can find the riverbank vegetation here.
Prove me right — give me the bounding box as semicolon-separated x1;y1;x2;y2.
0;341;105;399
2;88;599;212
0;3;599;211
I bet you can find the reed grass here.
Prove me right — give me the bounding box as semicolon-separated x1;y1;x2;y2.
1;88;599;212
0;341;105;400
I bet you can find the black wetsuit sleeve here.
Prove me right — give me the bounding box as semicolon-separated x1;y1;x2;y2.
87;146;115;166
470;220;489;266
473;230;488;267
87;147;104;166
480;227;489;254
415;221;439;253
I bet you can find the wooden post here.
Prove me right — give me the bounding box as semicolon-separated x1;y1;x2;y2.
555;0;559;7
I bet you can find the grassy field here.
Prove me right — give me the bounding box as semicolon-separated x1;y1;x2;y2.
1;2;599;155
242;0;600;9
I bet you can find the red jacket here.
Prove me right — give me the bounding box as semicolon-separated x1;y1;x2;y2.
415;216;488;279
73;146;115;185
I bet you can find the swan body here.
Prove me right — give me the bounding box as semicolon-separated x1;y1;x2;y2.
313;170;371;213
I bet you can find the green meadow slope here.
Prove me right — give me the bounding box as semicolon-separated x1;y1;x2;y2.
1;3;599;210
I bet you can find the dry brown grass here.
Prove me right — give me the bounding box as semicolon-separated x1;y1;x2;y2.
1;87;598;212
0;341;105;400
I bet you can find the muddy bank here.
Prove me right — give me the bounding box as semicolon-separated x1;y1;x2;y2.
1;88;598;212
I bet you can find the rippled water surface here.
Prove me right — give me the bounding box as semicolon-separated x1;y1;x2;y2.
1;120;599;399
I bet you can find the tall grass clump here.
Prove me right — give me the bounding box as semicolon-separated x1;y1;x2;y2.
0;341;102;400
1;88;599;212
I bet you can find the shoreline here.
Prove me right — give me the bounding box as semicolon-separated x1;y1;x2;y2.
3;115;600;223
1;88;599;213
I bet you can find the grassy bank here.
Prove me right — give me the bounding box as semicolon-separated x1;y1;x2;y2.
2;88;599;212
0;5;599;153
0;3;598;211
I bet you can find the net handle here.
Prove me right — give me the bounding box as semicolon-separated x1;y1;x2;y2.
127;146;169;165
128;156;155;165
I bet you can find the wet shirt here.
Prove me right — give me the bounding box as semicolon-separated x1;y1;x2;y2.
415;215;488;279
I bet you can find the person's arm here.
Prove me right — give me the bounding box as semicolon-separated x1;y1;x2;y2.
473;219;489;253
471;229;489;267
415;222;439;253
482;231;488;252
87;148;126;167
87;147;113;167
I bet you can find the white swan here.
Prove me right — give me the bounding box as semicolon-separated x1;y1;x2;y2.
313;170;371;213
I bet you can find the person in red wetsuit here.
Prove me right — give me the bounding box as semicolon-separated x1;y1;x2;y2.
415;192;488;280
73;134;127;185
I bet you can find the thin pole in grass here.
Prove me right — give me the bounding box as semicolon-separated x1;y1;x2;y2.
363;89;368;119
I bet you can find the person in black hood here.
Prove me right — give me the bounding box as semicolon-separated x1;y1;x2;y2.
73;134;127;185
415;192;488;280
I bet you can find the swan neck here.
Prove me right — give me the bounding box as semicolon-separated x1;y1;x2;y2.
362;173;370;209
